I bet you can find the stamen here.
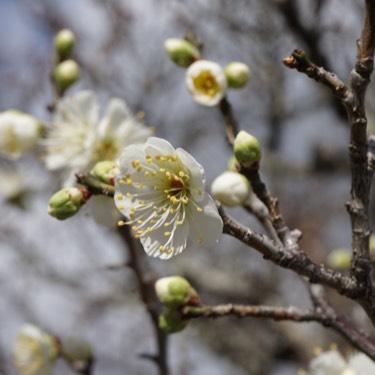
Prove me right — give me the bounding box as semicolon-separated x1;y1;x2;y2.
118;220;126;226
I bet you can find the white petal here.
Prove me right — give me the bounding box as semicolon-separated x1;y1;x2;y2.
144;137;176;157
348;353;375;373
308;351;346;375
98;98;132;136
176;147;205;202
187;193;223;246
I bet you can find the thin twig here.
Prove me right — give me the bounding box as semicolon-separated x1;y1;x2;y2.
218;96;239;146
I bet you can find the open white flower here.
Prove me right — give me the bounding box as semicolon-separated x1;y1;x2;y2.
0;110;42;160
13;324;58;375
114;137;223;259
44;90;153;184
186;60;227;106
307;350;375;375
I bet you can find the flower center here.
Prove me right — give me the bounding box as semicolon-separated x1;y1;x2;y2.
94;138;118;161
192;70;220;97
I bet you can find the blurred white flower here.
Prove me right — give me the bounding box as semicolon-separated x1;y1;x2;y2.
13;324;58;375
0;110;42;159
186;60;227;106
211;171;251;206
307;350;375;375
115;137;223;259
44;90;153;185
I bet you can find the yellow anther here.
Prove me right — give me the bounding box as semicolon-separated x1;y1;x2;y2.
198;236;203;245
137;220;143;224
179;171;185;178
139;183;144;188
152;171;157;176
126;178;133;185
166;171;171;177
118;220;126;226
126;192;132;198
166;249;172;254
159;168;166;173
155;155;161;160
146;156;152;164
119;179;125;185
152;205;158;210
131;226;138;231
182;198;188;204
137;230;144;235
130;206;136;212
170;208;175;214
164;231;171;236
146;227;153;232
144;171;149;177
118;204;124;210
137;167;142;172
197;207;203;212
135;235;141;239
159;246;165;252
129;213;135;219
150;220;155;224
176;220;184;225
161;156;167;161
164;222;170;227
117;194;124;200
131;160;140;168
162;208;167;212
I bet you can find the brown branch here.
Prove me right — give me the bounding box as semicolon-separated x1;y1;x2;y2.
218;204;358;296
117;226;169;375
218;96;239;146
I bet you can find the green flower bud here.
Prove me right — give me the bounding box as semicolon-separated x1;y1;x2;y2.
155;276;200;309
48;187;88;220
211;171;251;207
54;29;76;59
327;248;351;270
159;308;189;334
61;336;93;364
233;130;261;168
53;60;80;90
164;38;201;68
227;156;239;172
90;160;120;185
225;62;251;89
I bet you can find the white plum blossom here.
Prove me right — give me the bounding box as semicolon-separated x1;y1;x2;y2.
13;324;58;375
0;110;42;159
114;137;223;259
44;90;153;185
307;350;375;375
186;60;227;106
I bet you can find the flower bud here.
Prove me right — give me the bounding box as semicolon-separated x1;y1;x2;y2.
13;324;59;375
227;156;239;172
327;248;351;270
61;336;92;365
48;187;89;220
225;62;251;89
53;60;80;90
90;160;119;185
233;130;261;168
0;110;43;160
54;29;76;60
159;308;189;334
211;171;251;207
155;276;200;309
164;38;201;68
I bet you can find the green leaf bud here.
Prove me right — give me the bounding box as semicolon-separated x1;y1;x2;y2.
90;160;120;185
48;187;88;220
225;61;251;88
233;130;261;168
155;276;200;309
211;171;251;207
54;29;76;59
61;336;93;364
53;60;80;90
159;308;189;334
327;248;351;270
164;38;201;68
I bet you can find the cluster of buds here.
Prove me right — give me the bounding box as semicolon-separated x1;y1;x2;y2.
164;38;251;106
53;29;80;92
13;324;93;375
90;160;120;185
155;276;200;333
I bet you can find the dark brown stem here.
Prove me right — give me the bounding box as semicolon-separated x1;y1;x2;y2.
117;226;169;375
218;96;239;146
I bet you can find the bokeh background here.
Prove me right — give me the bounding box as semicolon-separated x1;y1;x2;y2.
0;0;374;374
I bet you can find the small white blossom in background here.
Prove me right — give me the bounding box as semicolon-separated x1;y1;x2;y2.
307;349;375;375
0;110;42;160
44;90;153;185
211;171;251;207
114;137;223;259
13;324;58;375
186;60;227;106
